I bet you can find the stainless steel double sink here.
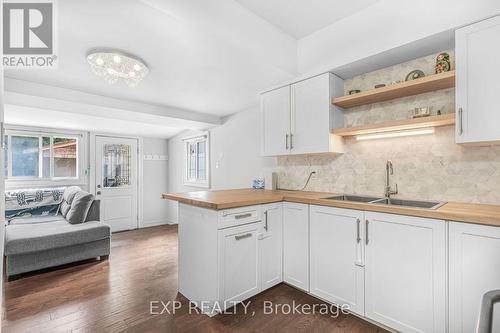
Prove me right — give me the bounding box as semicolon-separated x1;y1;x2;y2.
322;194;446;210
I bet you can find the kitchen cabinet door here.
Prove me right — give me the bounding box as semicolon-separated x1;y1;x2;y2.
218;222;261;307
260;203;283;291
283;202;309;292
291;73;343;154
449;222;500;333
456;15;500;144
261;86;291;156
309;205;365;316
364;212;446;333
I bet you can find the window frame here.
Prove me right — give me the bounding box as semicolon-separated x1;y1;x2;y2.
5;127;86;187
183;132;210;188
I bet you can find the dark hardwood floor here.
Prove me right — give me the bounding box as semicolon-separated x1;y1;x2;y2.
2;225;387;333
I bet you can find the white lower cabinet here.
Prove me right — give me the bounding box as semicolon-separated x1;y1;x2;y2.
309;205;365;316
260;203;283;290
364;212;446;333
449;222;500;333
283;202;309;292
218;222;261;306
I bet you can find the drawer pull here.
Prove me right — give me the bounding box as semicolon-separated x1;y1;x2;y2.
234;213;252;220
235;233;252;240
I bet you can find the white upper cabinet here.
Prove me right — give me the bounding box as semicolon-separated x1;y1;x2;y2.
261;86;291;156
364;212;446;333
309;206;365;316
261;73;344;156
456;15;500;144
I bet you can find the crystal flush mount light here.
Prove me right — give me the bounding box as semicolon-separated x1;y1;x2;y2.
86;49;149;87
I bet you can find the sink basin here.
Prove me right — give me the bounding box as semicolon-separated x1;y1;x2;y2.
371;198;446;210
322;195;383;203
322;194;446;210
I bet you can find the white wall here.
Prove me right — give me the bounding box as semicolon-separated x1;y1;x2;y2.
166;106;276;223
141;137;170;227
297;0;500;75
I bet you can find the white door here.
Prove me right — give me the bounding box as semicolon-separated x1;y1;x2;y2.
261;86;290;156
260;203;283;291
95;136;138;232
283;202;309;292
449;222;500;333
291;73;332;155
310;205;365;316
364;212;446;333
218;222;260;306
456;15;500;144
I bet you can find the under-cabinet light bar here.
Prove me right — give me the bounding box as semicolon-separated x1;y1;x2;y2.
356;127;435;141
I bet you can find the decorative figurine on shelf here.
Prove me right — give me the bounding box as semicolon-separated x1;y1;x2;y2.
405;70;425;81
435;52;451;73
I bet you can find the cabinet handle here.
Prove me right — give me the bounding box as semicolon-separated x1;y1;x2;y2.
290;133;294;149
365;220;369;245
285;134;289;150
234;213;252;220
235;233;252;240
356;218;361;243
264;210;268;231
458;107;464;135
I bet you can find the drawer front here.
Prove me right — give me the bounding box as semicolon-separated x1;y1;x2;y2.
218;205;262;229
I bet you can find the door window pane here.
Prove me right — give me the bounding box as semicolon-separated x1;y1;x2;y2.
11;136;39;177
53;137;77;178
42;137;51;178
103;144;131;188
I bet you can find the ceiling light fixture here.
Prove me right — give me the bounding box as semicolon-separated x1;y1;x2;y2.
86;49;149;87
356;128;435;141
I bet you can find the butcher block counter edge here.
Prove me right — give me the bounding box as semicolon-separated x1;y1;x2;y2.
162;189;500;227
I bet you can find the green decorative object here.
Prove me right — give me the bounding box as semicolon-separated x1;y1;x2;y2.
435;52;451;74
405;70;425;81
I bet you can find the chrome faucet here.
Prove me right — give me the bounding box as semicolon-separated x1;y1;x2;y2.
385;160;398;199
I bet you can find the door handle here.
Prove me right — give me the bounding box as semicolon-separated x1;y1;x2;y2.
290;133;294;149
365;219;369;245
96;191;101;195
97;184;101;189
235;233;252;240
356;218;361;243
264;210;268;231
234;213;252;220
285;134;289;150
458;107;464;135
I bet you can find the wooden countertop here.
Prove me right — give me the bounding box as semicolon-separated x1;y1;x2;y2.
162;189;500;227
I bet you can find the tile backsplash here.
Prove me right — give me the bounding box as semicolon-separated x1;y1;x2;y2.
274;51;500;205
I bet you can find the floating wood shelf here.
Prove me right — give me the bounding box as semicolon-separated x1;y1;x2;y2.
333;113;456;137
332;71;456;108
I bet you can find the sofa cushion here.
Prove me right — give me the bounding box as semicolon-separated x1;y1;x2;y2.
60;186;81;218
66;191;94;224
9;215;66;225
5;220;111;255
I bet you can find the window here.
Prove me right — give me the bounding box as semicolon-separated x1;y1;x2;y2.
184;133;209;188
5;131;81;182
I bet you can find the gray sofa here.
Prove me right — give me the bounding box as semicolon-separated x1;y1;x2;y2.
5;187;111;279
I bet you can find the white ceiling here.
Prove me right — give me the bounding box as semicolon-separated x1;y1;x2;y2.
4;0;297;121
235;0;380;39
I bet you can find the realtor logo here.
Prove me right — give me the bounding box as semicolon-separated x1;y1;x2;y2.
2;1;57;68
